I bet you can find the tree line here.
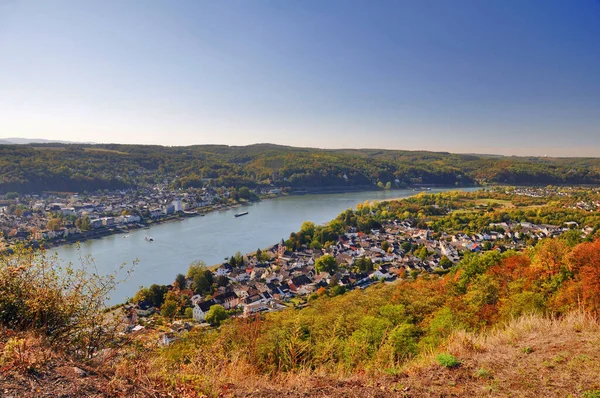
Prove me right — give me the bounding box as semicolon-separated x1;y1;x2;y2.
3;143;600;193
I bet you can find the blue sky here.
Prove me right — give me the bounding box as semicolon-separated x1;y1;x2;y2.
1;0;599;156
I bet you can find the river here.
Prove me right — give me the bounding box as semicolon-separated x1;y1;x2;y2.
53;188;476;304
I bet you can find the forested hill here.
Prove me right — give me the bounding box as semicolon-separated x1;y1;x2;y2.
1;143;600;193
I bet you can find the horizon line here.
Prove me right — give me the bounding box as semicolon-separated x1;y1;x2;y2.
1;137;598;159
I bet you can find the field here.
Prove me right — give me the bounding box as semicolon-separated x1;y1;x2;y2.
474;198;515;208
31;146;129;155
82;147;129;155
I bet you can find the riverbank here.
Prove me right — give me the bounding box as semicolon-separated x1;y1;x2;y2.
51;187;478;305
4;185;477;254
1;198;266;254
289;183;477;195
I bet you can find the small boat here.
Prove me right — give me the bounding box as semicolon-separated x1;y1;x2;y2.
145;236;154;242
234;211;249;218
122;235;129;238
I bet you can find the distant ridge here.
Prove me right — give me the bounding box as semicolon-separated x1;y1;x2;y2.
0;137;95;145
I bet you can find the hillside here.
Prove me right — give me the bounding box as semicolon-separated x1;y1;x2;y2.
1;143;600;193
225;312;600;397
2;189;600;397
2;307;599;397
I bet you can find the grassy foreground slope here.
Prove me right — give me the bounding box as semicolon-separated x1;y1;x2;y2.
224;312;600;397
2;311;599;397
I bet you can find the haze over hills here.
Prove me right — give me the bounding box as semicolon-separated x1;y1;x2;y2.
0;137;94;145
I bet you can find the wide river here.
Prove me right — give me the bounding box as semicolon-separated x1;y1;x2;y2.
53;188;476;304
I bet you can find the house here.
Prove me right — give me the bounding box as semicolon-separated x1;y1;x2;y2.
192;299;216;322
190;294;203;305
150;209;163;218
243;300;269;316
160;332;179;346
215;264;231;277
164;204;175;215
288;275;312;292
60;207;76;216
233;285;250;298
101;217;115;226
172;200;183;212
135;301;156;317
469;243;481;253
123;214;141;224
213;291;239;310
90;218;103;229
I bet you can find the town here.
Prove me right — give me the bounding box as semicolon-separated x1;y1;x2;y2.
0;184;282;252
123;195;596;345
3;184;599;344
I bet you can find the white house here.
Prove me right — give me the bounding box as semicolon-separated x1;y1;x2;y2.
243;300;269;316
101;217;115;226
90;219;103;229
172;200;183;212
192;300;215;322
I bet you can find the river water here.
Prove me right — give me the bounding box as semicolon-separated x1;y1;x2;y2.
53;188;475;304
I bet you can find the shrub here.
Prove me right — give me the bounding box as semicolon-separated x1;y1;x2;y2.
475;368;491;379
583;391;600;398
521;346;534;354
436;353;461;368
0;246;131;358
205;305;227;326
387;323;419;360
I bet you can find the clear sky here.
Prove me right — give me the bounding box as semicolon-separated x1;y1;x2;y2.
1;0;599;156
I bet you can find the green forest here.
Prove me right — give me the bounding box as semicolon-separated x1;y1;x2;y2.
2;143;600;193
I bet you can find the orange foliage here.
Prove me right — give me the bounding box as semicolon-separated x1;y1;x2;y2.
396;239;600;329
476;303;499;326
567;240;600;314
531;239;568;277
550;279;583;314
488;254;532;289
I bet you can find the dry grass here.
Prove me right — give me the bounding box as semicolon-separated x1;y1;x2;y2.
2;312;600;397
218;311;600;397
0;327;163;397
401;311;600;397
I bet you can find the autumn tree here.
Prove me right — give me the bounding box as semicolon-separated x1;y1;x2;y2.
46;217;63;231
315;254;338;274
187;261;214;294
205;304;227;326
354;256;374;272
160;300;178;318
175;273;187;290
567;240;600;314
0;246;129;358
75;215;92;231
381;240;390;252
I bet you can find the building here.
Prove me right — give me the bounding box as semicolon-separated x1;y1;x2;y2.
101;217;115;226
213;292;239;310
192;300;216;322
172;200;183;212
90;219;103;229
